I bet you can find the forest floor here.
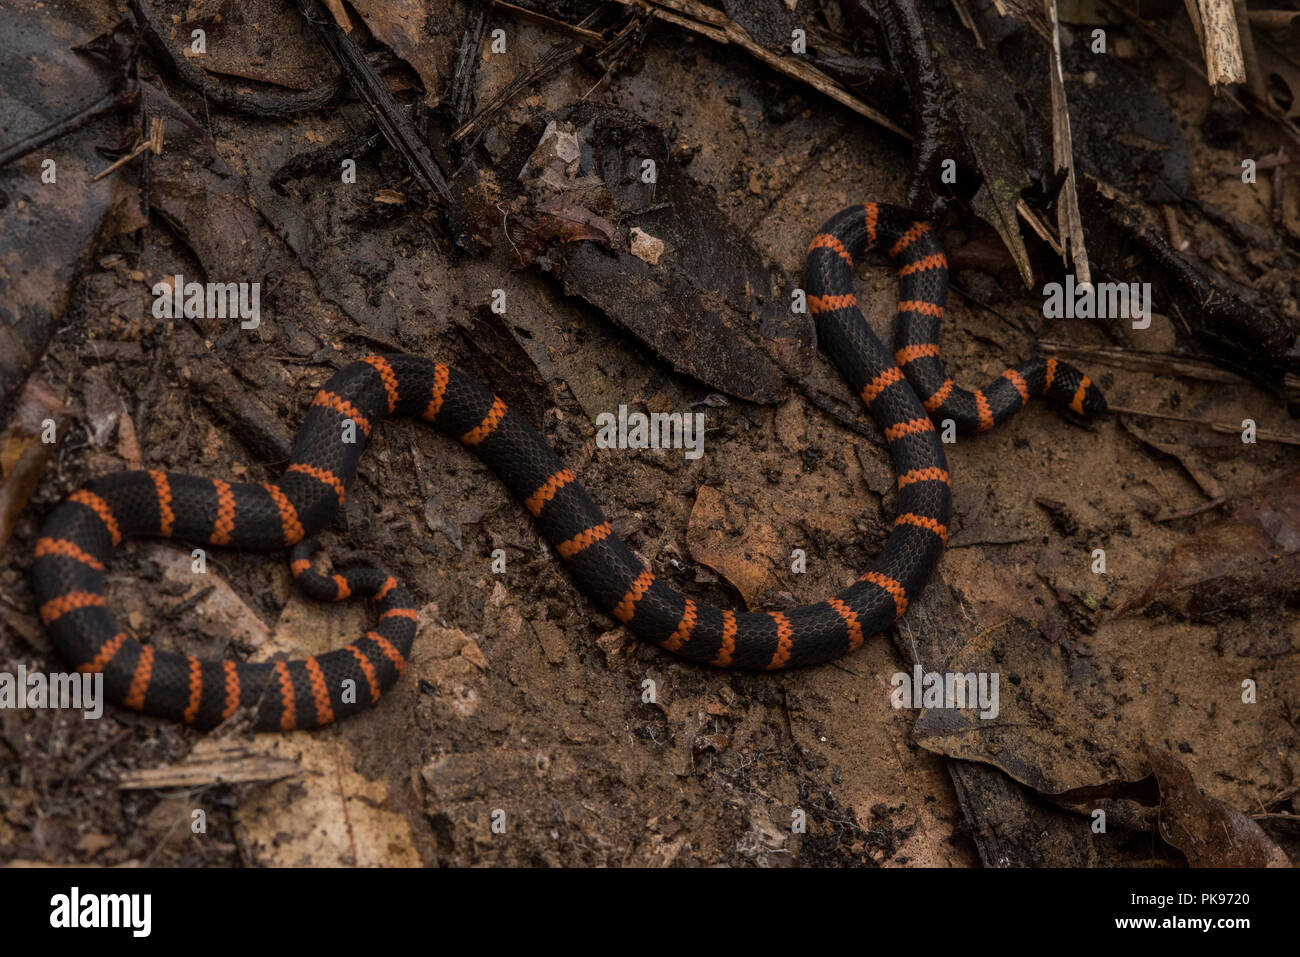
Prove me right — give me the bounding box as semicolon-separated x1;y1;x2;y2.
1;0;1297;867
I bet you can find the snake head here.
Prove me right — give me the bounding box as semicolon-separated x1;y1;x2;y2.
1081;383;1108;417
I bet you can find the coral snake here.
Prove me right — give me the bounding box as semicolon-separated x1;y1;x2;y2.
33;202;1106;731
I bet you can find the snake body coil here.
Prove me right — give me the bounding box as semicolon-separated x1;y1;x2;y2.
33;203;1105;730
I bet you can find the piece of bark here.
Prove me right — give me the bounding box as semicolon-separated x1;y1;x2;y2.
1194;0;1247;88
117;739;303;790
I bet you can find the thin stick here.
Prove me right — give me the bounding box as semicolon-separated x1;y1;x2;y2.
452;40;584;143
1153;497;1227;522
1232;0;1267;101
1272;146;1287;226
1016;198;1063;255
297;0;451;202
1108;404;1300;446
1196;0;1247;87
94;116;165;181
490;0;607;46
1161;204;1189;250
0;89;132;169
606;0;911;138
1044;0;1091;284
1246;11;1300;29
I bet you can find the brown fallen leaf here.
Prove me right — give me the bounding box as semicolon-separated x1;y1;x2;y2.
74;832;116;855
506;191;618;266
0;3;127;409
235;731;421;866
686;484;781;609
349;0;443;106
911;619;1146;793
1145;746;1290;867
0;375;68;546
145;544;272;652
515;107;806;404
191;0;336;91
116;408;142;469
1118;467;1300;618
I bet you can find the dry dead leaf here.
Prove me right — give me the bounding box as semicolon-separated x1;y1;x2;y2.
687;484;781;609
1146;746;1290;867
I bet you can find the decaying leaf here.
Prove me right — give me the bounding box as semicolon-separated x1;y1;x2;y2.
1146;746;1290;867
0;376;68;546
686;484;783;610
349;0;445;106
229;592;424;866
911;619;1146;793
1119;467;1300;619
0;3;132;408
507;106;809;404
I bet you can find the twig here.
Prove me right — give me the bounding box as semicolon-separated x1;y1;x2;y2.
269;124;389;192
490;0;607;47
452;39;585;144
1016;198;1063;256
1109;404;1300;446
951;0;985;47
450;7;491;130
93;115;164;181
296;0;451;203
1044;0;1091;286
1272;145;1287;226
118;739;303;790
794;381;887;447
1232;0;1266;100
1153;497;1227;522
1038;339;1300;402
1195;0;1247;87
1247;11;1300;29
1161;204;1189;251
606;0;910;138
58;728;134;786
168;584;217;619
0;88;135;169
636;0;727;27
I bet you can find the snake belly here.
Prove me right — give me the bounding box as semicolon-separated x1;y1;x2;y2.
32;202;1106;731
